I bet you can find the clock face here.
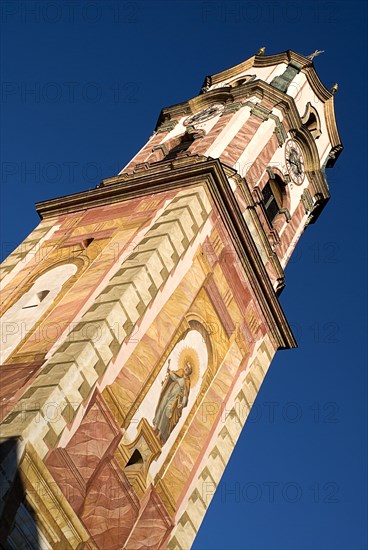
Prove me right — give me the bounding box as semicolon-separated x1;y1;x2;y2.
184;103;224;126
285;139;305;185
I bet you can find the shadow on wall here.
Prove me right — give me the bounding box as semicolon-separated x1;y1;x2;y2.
0;438;40;550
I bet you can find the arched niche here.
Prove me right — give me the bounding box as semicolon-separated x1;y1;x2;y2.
301;102;322;139
118;319;215;490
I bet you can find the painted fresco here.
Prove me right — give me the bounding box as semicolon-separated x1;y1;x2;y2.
0;50;341;549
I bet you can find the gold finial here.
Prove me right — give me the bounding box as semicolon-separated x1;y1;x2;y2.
331;83;339;94
307;49;325;60
257;47;266;56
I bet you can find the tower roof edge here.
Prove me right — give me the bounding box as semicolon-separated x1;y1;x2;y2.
207;49;333;102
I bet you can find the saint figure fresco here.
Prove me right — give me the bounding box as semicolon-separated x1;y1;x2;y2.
153;358;192;444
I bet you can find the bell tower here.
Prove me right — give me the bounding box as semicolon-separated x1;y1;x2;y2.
0;50;342;549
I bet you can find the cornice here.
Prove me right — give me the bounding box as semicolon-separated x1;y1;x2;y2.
324;96;343;160
36;157;296;350
253;51;313;70
155;79;303;139
301;64;332;102
209;50;332;102
203;56;256;87
205;50;315;85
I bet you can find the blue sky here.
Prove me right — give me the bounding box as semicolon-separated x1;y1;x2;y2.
1;1;367;549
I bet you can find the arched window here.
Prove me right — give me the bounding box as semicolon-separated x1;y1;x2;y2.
262;175;285;224
301;103;322;139
0;264;77;363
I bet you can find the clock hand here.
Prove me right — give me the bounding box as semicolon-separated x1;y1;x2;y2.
288;159;299;170
288;158;302;173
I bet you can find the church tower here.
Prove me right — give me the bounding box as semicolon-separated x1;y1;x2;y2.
0;50;342;549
